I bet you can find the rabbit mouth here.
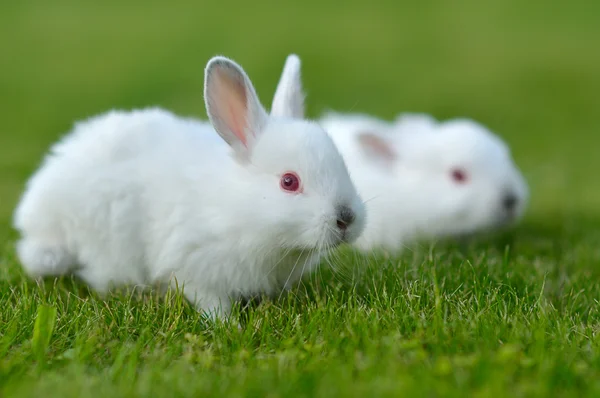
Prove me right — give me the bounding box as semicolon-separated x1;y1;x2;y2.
319;230;345;249
501;206;521;222
326;236;344;249
318;208;361;249
327;229;353;248
491;208;521;229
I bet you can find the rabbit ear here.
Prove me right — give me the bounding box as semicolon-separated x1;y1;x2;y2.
271;54;305;119
204;56;268;157
357;131;397;167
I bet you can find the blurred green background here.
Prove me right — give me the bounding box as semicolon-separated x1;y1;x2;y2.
1;0;599;242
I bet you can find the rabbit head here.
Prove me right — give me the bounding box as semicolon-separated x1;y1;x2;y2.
206;56;366;251
353;116;528;242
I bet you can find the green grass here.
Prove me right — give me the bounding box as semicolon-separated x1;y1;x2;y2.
2;0;600;396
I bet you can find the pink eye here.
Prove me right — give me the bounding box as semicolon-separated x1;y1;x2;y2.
280;172;301;193
451;168;468;184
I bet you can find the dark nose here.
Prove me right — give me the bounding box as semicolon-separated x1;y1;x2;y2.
336;205;355;231
503;194;518;211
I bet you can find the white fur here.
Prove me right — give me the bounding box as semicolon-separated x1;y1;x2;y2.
13;55;366;318
271;54;305;119
318;111;529;252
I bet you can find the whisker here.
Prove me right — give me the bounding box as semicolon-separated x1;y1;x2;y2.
278;247;306;302
264;245;295;279
362;194;383;205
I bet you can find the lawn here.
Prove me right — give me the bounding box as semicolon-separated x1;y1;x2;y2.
2;0;600;396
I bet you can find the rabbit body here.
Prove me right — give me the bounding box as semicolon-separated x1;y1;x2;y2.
14;56;365;316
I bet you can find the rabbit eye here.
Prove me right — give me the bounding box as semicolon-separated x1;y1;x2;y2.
280;172;301;193
451;168;468;184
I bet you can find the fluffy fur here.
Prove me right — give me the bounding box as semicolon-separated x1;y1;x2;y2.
318;111;529;252
13;55;366;317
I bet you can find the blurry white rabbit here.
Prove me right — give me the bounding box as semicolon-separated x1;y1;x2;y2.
318;111;529;251
13;55;366;317
271;58;527;252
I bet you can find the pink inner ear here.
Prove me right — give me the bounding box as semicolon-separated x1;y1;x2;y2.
215;68;250;147
358;132;396;161
227;103;247;146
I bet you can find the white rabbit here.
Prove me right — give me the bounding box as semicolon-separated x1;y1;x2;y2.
13;55;366;318
317;110;528;252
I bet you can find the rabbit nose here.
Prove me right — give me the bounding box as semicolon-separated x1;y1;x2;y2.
336;205;355;231
503;194;518;211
